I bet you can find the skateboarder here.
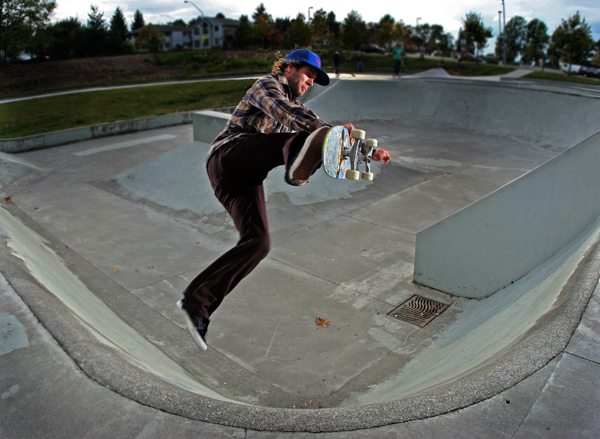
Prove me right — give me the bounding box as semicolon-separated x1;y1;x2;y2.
177;49;391;350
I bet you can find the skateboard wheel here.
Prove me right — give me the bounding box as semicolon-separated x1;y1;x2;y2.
346;170;360;180
366;139;378;147
362;172;374;181
351;129;366;140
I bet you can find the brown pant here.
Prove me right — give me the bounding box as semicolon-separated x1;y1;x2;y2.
182;131;310;320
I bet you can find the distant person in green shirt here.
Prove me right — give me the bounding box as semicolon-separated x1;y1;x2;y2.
393;43;403;77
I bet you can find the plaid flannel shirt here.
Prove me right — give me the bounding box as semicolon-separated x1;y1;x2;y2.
207;73;331;161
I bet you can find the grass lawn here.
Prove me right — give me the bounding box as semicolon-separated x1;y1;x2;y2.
0;79;255;139
333;54;516;77
523;70;600;86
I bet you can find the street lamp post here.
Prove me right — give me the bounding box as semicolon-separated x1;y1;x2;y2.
184;1;206;50
498;10;502;59
501;0;507;65
308;7;313;23
416;17;421;54
184;0;204;19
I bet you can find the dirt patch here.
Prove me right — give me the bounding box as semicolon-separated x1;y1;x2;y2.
0;54;183;97
0;51;279;98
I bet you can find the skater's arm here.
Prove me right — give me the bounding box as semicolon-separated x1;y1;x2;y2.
248;76;330;132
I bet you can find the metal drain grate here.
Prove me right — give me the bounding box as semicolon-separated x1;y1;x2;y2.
387;295;449;327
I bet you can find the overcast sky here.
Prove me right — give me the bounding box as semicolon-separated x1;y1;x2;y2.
53;0;600;51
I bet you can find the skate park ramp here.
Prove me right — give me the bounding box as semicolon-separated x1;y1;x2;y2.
2;76;600;432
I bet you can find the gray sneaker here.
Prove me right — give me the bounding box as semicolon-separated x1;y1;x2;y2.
176;299;208;351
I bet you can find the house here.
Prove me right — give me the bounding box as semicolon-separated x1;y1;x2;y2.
186;17;239;50
127;17;239;51
127;25;188;50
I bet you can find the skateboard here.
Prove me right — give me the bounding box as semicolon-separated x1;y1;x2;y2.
322;126;377;181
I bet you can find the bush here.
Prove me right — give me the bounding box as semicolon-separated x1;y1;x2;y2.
207;57;271;72
183;62;201;71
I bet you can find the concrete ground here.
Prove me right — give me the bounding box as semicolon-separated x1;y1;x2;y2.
1;73;599;437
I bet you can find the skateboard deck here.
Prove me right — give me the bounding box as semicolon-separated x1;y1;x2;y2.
322;126;377;181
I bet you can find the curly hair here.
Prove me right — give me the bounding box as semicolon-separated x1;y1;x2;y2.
271;57;304;75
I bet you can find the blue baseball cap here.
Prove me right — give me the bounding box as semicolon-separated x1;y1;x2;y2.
285;49;330;86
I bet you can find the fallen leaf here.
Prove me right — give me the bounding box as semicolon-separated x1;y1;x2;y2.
71;261;77;265
315;317;331;327
113;269;119;273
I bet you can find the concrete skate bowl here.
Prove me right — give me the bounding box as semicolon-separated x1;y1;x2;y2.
6;77;600;432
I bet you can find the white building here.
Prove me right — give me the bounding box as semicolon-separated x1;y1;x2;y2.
186;17;239;50
128;17;239;51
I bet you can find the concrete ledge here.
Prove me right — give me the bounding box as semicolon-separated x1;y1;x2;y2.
415;130;600;298
192;110;231;143
0;112;194;154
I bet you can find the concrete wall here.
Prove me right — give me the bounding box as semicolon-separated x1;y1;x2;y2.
308;78;600;147
414;130;600;298
0;112;193;154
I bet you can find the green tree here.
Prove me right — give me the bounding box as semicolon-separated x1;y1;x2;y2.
131;9;144;31
521;19;549;67
275;17;290;35
252;3;267;20
428;24;454;56
340;11;367;50
462;11;493;55
326;11;340;41
311;9;330;49
499;16;527;62
26;21;52;59
232;15;252;48
168;19;187;28
252;13;274;49
0;0;56;65
285;13;311;48
550;11;595;73
377;14;395;50
86;4;109;57
592;40;600;65
109;6;130;54
135;23;165;53
413;23;432;53
45;17;86;59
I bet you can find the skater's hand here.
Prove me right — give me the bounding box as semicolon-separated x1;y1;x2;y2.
343;123;355;136
343;123;355;145
373;148;391;164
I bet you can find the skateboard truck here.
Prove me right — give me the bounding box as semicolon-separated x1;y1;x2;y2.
360;139;377;181
345;132;377;181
